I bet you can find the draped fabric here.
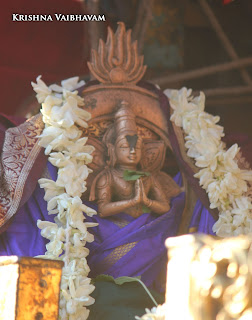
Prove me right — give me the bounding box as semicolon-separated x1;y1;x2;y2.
0;161;216;292
85;195;216;292
0;113;46;232
0;162;56;257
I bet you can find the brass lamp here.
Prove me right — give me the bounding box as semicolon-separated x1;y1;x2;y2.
0;256;63;320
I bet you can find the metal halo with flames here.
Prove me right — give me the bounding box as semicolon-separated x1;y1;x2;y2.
87;22;147;85
83;22;169;141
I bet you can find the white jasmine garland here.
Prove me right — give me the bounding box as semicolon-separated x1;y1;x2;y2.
32;76;97;320
135;305;166;320
164;87;252;237
139;87;252;320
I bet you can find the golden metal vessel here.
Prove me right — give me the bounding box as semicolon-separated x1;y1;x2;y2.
0;256;63;320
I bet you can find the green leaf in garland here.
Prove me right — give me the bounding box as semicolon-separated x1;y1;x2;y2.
123;170;150;181
142;205;151;213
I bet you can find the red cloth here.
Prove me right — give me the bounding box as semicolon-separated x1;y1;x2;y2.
0;0;90;115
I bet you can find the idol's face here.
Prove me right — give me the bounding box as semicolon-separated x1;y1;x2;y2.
115;135;142;167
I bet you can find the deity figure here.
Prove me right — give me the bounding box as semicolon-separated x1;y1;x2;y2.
90;101;180;218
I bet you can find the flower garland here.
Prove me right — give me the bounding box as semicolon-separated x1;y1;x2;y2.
164;87;252;238
135;305;166;320
32;76;97;320
138;89;252;320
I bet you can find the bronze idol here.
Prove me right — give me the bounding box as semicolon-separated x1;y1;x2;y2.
84;22;181;219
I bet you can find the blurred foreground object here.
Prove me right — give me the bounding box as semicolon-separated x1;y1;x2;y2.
166;234;252;320
0;256;63;320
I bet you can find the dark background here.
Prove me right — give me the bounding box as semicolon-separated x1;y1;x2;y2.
0;0;251;147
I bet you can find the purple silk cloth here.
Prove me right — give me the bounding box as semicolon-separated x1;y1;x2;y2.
0;162;56;257
84;175;215;291
0;162;215;291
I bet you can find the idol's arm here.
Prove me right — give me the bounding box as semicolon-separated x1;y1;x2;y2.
141;178;171;214
97;174;142;218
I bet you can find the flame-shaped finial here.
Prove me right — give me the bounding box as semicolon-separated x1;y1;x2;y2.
87;22;147;84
